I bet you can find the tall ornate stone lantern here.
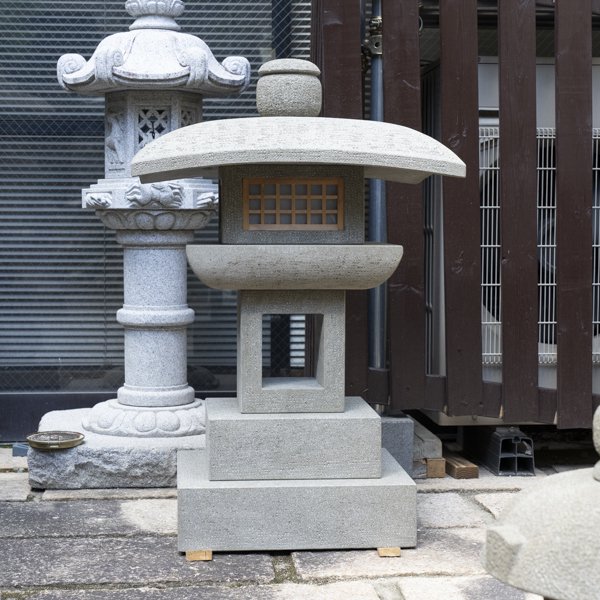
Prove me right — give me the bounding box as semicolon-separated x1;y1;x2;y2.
28;0;250;489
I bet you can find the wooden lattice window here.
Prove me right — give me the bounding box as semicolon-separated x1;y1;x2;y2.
243;177;344;230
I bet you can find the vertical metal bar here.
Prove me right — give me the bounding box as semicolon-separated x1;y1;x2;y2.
555;0;594;428
498;0;539;421
384;0;430;412
440;0;485;416
367;0;388;407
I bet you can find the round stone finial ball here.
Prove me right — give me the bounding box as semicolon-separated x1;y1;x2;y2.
256;59;322;117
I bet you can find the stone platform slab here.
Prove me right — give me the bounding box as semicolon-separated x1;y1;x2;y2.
206;396;381;480
27;409;205;489
177;448;416;553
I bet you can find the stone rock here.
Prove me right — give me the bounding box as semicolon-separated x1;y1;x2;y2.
486;467;600;599
27;409;204;489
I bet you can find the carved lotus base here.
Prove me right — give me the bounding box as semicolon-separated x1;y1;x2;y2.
83;398;205;437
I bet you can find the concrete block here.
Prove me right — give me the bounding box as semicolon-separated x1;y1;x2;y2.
381;415;414;475
410;417;443;478
177;449;416;552
27;409;204;489
238;290;345;413
206;397;381;480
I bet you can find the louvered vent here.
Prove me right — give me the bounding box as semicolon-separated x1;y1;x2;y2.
0;1;311;393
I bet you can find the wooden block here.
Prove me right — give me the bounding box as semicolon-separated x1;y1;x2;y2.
377;547;401;557
426;457;446;478
186;550;213;562
444;451;479;479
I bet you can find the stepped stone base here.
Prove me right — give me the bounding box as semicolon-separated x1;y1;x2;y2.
206;396;382;480
28;409;205;489
177;449;417;552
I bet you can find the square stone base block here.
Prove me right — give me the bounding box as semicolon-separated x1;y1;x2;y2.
28;409;205;489
177;449;417;552
206;396;382;481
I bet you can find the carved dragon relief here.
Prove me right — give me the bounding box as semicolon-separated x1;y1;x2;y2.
126;182;184;209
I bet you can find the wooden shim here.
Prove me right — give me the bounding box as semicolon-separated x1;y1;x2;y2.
444;451;479;479
378;547;401;558
186;550;213;562
426;457;446;479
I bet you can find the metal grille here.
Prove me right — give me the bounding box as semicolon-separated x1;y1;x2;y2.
0;0;311;393
479;127;600;367
480;127;502;366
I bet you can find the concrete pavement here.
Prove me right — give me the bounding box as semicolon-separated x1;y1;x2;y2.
0;447;561;599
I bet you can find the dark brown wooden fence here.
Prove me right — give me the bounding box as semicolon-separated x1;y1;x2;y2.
313;0;599;428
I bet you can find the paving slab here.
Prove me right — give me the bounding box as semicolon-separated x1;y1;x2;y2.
0;473;30;501
292;528;486;580
42;488;176;501
20;581;382;600
0;500;155;538
373;576;542;600
473;492;519;519
0;537;273;588
0;448;28;472
120;498;177;534
417;492;492;528
416;468;547;493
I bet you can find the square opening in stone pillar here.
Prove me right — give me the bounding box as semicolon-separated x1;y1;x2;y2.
238;290;345;413
262;313;322;389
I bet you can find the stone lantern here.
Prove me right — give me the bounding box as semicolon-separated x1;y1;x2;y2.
28;0;250;489
485;407;600;599
133;59;465;556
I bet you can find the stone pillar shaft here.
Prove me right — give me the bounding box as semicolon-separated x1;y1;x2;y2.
116;230;195;408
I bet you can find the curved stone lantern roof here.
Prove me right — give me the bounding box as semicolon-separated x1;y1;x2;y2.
57;0;250;96
132;116;466;184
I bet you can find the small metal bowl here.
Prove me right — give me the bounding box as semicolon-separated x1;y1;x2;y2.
27;431;85;451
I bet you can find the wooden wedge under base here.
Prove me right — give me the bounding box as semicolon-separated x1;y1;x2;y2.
377;547;401;557
186;550;213;562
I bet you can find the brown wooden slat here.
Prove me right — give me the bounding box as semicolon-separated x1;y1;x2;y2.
555;0;594;428
314;0;364;119
498;0;540;422
538;388;558;424
312;0;368;398
439;0;485;416
383;0;427;413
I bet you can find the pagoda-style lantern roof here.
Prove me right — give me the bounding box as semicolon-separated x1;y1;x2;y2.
131;59;465;184
57;0;250;96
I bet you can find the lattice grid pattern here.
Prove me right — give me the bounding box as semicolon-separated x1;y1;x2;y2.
243;178;344;230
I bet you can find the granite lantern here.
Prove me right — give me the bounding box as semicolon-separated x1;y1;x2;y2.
485;406;600;599
132;59;465;556
28;0;250;490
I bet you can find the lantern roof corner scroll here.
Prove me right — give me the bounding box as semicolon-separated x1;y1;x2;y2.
56;0;251;96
